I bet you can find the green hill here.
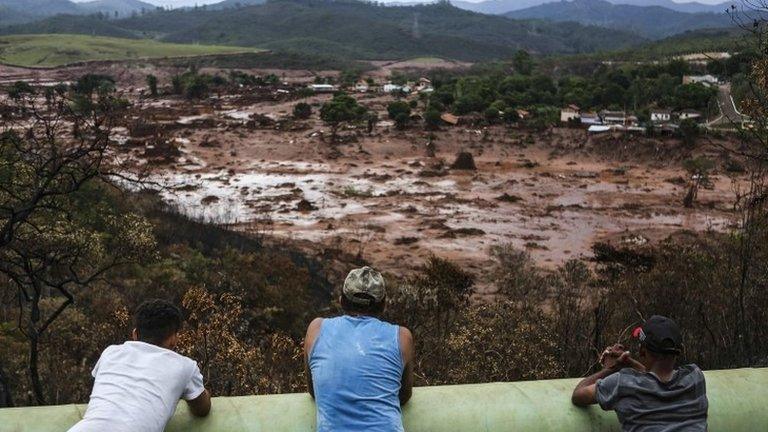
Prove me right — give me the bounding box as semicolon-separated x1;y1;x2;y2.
0;34;257;67
2;0;646;61
505;0;732;39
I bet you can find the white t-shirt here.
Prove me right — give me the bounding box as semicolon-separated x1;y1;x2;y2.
68;341;205;432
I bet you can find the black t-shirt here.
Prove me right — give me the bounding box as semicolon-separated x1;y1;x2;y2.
596;364;708;432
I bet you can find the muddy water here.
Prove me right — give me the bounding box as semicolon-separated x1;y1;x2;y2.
148;156;735;270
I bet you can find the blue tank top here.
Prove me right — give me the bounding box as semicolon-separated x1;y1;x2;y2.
309;315;405;432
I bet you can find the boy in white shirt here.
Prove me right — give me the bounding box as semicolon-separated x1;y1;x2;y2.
68;299;211;432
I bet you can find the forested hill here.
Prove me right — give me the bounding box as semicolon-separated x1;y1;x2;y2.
0;0;646;61
504;0;731;39
0;0;155;26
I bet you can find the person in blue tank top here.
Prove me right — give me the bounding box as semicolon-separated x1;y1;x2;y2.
304;266;415;432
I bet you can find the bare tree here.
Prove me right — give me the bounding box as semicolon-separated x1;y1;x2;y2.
725;1;768;363
0;77;155;405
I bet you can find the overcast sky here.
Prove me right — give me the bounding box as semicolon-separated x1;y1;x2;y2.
72;0;729;6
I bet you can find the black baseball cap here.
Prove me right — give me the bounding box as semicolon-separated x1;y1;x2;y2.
632;315;682;355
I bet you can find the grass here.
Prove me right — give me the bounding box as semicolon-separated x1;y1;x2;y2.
405;57;447;64
0;34;260;68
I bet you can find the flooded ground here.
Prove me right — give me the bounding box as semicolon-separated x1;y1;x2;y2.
1;62;743;275
125;98;738;275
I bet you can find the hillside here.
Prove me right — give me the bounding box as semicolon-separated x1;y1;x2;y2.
504;0;731;39
0;0;154;26
1;0;646;61
207;0;267;9
0;34;255;67
452;0;732;14
75;0;156;16
617;27;748;59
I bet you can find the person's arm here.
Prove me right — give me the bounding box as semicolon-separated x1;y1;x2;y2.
571;368;615;406
186;389;211;417
572;344;638;407
182;362;211;417
304;317;324;399
398;326;415;406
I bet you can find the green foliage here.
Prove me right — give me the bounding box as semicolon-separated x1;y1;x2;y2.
146;74;158;97
7;81;34;100
339;69;362;86
168;71;226;99
484;106;500;124
320;93;367;141
513;50;533;75
293;102;312;120
424;108;442;130
426;57;716;118
73;74;116;96
672;83;717;111
171;75;183;95
679;119;701;146
386;101;411;130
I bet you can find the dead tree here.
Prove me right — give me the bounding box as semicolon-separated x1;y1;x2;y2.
0;77;154;405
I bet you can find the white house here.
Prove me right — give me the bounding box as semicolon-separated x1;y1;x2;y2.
683;75;718;86
382;83;412;94
651;109;672;123
354;81;370;93
309;84;337;93
601;110;627;125
560;104;581;123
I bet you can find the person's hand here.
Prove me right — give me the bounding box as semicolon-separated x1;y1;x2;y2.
599;344;631;371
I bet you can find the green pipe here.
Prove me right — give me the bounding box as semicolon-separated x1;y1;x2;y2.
1;368;765;432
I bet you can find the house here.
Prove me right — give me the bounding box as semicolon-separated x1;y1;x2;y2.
683;75;718;86
354;81;370;93
560;104;581;123
416;78;434;94
651;109;672;123
309;84;337;93
600;110;627;125
382;83;411;94
580;112;602;126
678;109;703;122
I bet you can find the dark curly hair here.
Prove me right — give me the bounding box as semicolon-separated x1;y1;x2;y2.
134;299;183;345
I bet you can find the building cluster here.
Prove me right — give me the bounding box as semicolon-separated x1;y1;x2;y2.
308;77;434;95
561;104;706;134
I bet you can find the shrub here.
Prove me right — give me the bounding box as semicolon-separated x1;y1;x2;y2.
293;102;312;119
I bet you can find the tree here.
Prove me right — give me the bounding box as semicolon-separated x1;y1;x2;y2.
365;112;379;135
183;74;210;99
0;80;154;405
678;118;700;147
513;50;534;75
171;75;183;95
424;108;442;131
319;93;366;143
673;83;716;111
484;107;500;124
682;157;714;208
146;74;158;97
293;102;312;120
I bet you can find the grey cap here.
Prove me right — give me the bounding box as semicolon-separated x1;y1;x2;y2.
343;266;386;305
